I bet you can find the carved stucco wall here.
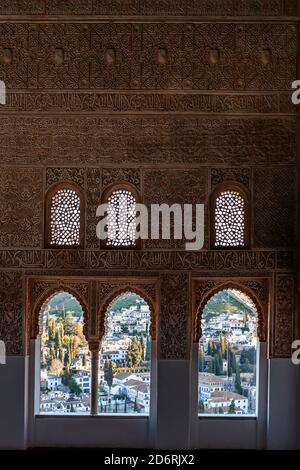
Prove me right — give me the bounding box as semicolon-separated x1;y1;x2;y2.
0;2;298;359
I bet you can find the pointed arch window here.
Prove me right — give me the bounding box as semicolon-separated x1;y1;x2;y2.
39;291;90;414
211;184;250;248
45;183;84;248
198;288;259;416
99;291;152;415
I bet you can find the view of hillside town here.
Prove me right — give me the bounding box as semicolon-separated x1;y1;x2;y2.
198;289;258;416
40;292;151;415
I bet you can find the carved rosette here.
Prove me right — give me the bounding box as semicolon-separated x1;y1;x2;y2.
192;278;268;344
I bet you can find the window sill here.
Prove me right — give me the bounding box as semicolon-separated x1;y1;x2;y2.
36;413;149;419
198;414;257;419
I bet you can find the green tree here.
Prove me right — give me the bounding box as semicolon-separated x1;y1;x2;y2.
64;312;75;335
145;336;151;362
217;349;223;375
68;378;81;395
207;339;214;356
59;347;64;364
104;360;115;393
235;365;242;395
82;353;87;368
64;343;71;369
71;336;79;361
214;353;221;376
229;400;236;414
48;343;56;365
226;346;232;376
220;335;227;357
231;349;237;374
140;334;145;360
48;317;56;342
199;346;205;372
198;400;205;413
240;347;256;367
127;336;142;369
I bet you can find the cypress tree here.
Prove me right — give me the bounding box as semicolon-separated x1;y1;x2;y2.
140;334;145;360
104;360;114;394
198;400;205;413
229;400;236;414
145;336;151;362
199;346;205;372
235;364;242;395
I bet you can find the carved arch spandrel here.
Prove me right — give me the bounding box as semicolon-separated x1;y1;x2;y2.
26;277;91;352
192;278;269;344
96;278;158;341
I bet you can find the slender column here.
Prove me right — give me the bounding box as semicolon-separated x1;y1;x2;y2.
89;341;100;416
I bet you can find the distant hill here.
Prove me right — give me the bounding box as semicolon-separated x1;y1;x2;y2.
109;293;146;312
203;290;256;323
48;292;83;318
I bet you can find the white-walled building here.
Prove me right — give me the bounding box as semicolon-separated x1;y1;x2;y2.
207;391;248;414
46;374;62;391
199;373;224;402
73;371;91;393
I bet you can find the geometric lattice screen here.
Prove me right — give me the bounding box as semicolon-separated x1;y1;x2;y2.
50;189;81;246
106;189;136;247
214;190;245;247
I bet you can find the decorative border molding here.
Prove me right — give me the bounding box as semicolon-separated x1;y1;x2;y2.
0;92;295;115
0;249;292;271
0;0;297;17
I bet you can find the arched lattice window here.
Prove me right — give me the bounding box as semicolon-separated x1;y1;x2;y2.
198;289;258;416
211;184;249;248
45;183;84;248
101;184;140;248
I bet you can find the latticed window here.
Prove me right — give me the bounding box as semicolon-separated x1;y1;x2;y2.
106;189;136;247
49;188;81;246
214;190;245;247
